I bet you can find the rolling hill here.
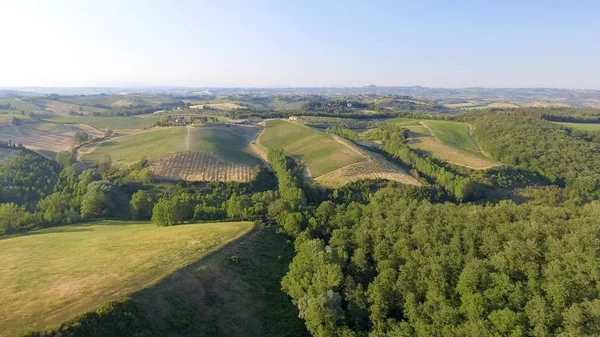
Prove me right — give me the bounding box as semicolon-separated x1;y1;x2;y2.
82;125;263;182
392;118;501;170
0;221;254;337
258;119;419;187
0;121;103;159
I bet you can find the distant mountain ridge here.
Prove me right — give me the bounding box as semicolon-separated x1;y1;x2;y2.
2;86;600;105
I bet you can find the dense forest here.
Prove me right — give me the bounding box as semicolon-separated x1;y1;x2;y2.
473;115;600;204
282;190;600;337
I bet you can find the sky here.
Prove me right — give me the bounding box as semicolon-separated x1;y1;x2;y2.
0;0;598;89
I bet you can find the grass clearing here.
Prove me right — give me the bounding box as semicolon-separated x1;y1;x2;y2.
259;120;365;177
555;121;600;131
421;120;480;152
405;125;501;170
0;221;254;337
410;136;501;170
389;118;501;169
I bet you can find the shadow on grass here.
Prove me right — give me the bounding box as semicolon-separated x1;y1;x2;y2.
0;220;154;241
132;225;308;337
0;227;95;241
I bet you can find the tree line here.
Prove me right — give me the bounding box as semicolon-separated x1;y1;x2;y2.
366;125;478;201
473;114;600;204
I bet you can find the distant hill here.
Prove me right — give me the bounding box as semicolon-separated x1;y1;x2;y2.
4;86;600;105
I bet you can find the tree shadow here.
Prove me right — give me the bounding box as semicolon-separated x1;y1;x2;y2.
131;226;308;337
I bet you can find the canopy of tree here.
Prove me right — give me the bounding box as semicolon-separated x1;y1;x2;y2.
283;189;600;337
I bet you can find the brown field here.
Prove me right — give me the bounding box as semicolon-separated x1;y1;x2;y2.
0;148;19;164
149;151;257;182
190;103;243;110
0;122;103;155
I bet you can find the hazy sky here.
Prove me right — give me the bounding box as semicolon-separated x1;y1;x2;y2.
0;0;598;88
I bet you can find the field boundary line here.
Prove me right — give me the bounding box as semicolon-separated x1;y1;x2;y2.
466;123;493;158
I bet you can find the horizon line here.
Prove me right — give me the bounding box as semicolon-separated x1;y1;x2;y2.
2;85;600;91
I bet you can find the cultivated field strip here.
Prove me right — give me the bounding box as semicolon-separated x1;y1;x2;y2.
150;151;257;182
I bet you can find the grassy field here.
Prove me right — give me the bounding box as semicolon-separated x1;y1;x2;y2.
0;113;32;121
259;120;365;177
390;118;500;169
410;137;500;170
43;115;163;131
82;127;188;164
421;120;480;152
555;121;600;131
258;120;418;186
83;125;263;181
0;221;253;337
0;98;43;111
189;125;261;166
133;227;309;337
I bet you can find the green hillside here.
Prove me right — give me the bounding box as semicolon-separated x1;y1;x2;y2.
189;126;262;166
421;120;480;152
258;119;365;177
82;127;187;164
